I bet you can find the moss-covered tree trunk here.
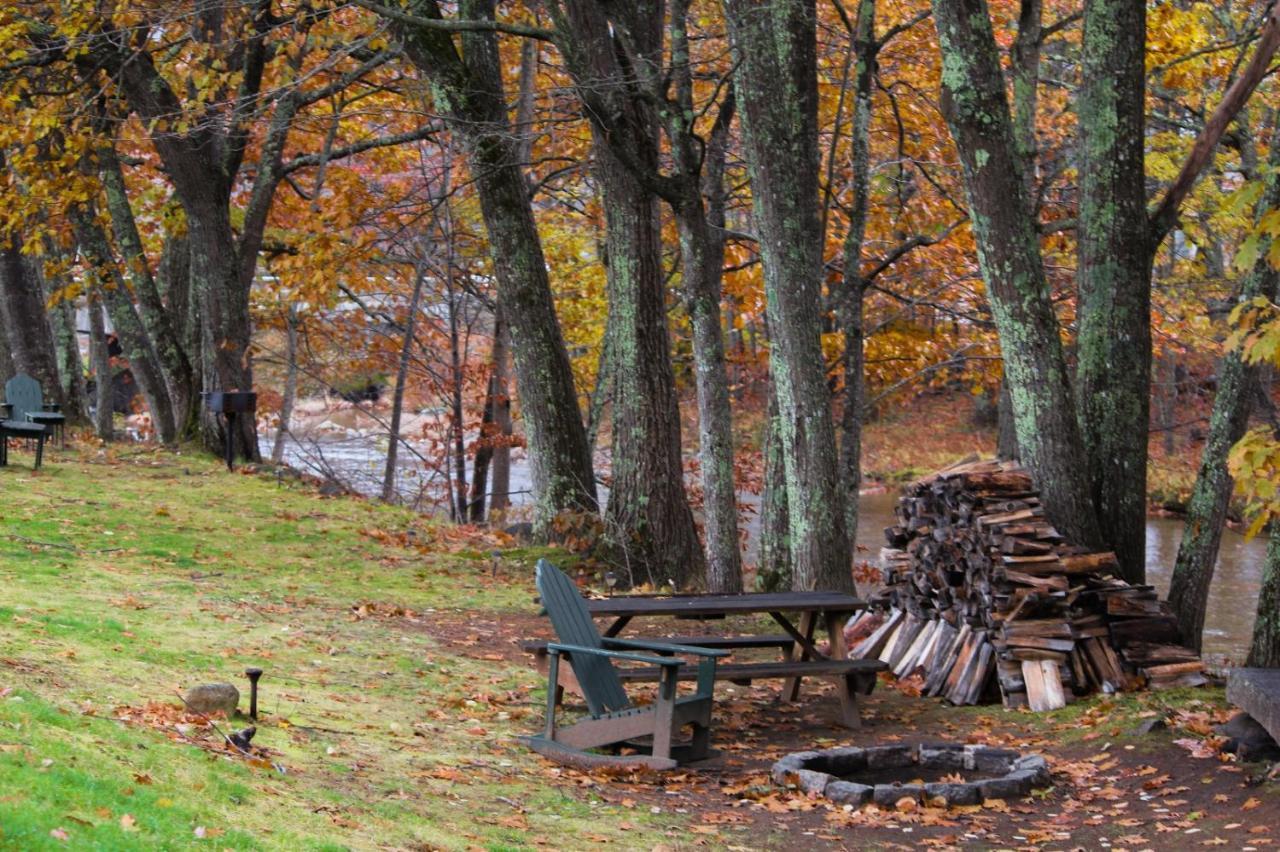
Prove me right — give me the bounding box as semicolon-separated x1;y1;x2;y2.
838;0;876;553
1076;0;1151;583
1169;125;1280;651
670;1;742;592
99;143;197;437
394;0;598;536
72;207;177;444
758;387;792;590
595;142;706;588
1247;523;1280;667
930;0;1103;551
87;291;113;439
0;232;63;408
725;0;852;592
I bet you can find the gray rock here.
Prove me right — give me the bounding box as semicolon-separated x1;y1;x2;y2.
919;744;965;771
865;744;916;769
825;781;873;806
1228;669;1280;748
770;753;813;785
796;769;833;796
1012;755;1052;786
1132;717;1168;736
968;746;1020;773
872;783;923;807
182;682;239;716
975;774;1031;800
1217;712;1280;763
808;746;867;775
924;782;982;806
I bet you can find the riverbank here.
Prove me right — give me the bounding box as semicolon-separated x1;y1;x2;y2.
0;443;1276;849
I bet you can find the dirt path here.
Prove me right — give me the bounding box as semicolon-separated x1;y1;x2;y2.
419;610;1280;850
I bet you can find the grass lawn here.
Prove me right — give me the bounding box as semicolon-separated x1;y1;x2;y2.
0;442;1276;850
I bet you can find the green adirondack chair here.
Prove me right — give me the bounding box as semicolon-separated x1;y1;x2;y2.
523;560;727;770
5;374;65;445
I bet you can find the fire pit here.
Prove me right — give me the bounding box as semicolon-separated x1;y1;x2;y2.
771;743;1051;807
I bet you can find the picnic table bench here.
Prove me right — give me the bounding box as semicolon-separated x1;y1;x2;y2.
526;589;887;727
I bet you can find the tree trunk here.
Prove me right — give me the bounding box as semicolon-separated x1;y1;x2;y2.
593;139;705;589
1010;0;1041;200
0;233;64;407
758;388;791;591
726;0;852;592
839;0;876;556
669;5;742;592
72;208;177;443
1168;131;1280;651
53;298;87;424
186;199;259;462
394;0;598;535
99;143;196;435
446;277;469;522
271;304;299;466
383;269;425;503
930;0;1104;551
1247;523;1280;667
489;307;513;515
1075;0;1151;583
87;292;113;439
469;371;497;522
996;374;1020;460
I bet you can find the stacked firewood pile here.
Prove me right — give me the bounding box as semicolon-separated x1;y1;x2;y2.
846;458;1206;710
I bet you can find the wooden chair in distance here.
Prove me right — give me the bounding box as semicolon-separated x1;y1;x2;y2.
522;560;728;770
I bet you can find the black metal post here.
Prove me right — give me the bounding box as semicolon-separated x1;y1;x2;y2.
245;667;263;719
224;411;236;471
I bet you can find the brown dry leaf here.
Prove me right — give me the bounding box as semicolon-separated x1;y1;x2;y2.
120;814;138;832
49;828;69;841
1244;798;1262;811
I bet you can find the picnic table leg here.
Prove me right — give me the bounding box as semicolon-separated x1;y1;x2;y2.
833;673;862;728
825;611;850;661
782;611;817;701
602;615;632;638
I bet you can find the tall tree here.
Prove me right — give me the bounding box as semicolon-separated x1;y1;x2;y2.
1075;0;1150;583
1248;524;1280;667
929;0;1105;551
725;0;852;592
551;0;709;588
1169;119;1280;650
390;0;599;536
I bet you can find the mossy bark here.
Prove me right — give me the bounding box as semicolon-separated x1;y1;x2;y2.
758;388;792;591
95;36;260;462
394;0;598;535
72;207;177;444
0;232;64;408
838;0;876;552
1075;0;1151;583
1169;124;1280;651
1247;523;1280;668
551;0;725;588
99;144;196;437
726;0;853;592
86;291;113;439
931;0;1103;550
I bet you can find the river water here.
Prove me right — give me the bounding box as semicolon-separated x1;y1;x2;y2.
263;432;1265;662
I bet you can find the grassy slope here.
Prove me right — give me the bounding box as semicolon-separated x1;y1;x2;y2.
0;445;674;851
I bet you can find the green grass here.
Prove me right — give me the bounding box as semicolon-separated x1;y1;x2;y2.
0;444;673;850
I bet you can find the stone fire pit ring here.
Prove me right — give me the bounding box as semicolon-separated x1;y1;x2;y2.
771;743;1051;807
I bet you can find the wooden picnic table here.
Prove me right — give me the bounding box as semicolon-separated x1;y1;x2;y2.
527;590;881;724
586;591;865;683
